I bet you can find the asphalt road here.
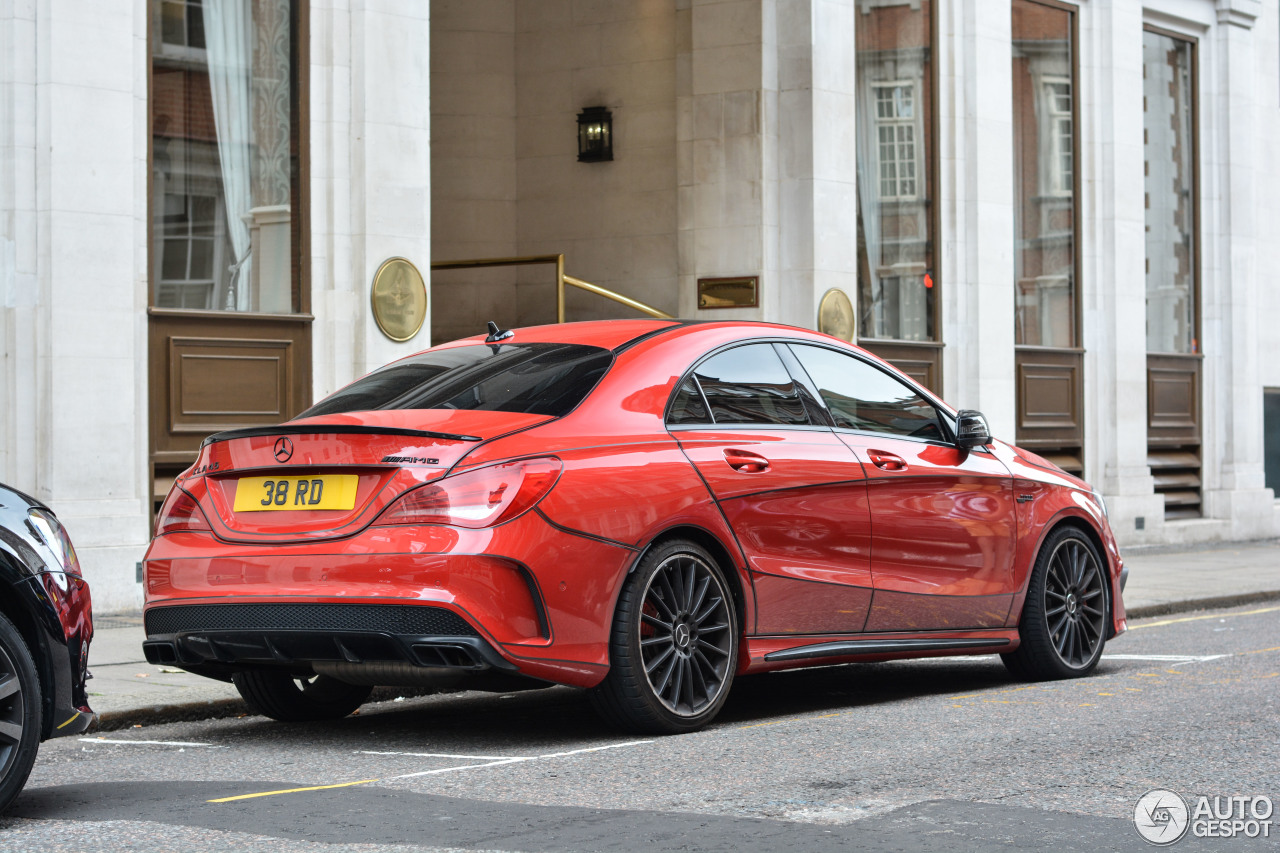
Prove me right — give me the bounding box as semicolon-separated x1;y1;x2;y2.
3;602;1279;852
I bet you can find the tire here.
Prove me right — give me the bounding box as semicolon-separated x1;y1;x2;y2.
232;671;372;722
0;612;42;815
1002;526;1109;681
590;538;738;734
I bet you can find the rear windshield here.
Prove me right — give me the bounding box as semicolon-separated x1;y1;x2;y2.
301;343;614;419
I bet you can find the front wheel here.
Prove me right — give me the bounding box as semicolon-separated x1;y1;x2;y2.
0;612;42;814
233;671;372;722
1002;527;1109;681
590;539;738;734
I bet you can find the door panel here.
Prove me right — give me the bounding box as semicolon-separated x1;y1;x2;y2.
675;429;872;635
839;434;1017;629
782;342;1017;633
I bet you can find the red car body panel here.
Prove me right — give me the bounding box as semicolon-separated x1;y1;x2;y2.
143;319;1126;695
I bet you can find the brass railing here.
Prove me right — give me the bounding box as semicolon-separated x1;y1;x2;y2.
430;254;673;323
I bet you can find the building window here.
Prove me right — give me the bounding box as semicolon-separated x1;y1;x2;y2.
874;83;918;201
1044;79;1072;196
158;193;223;309
1266;390;1280;496
1144;31;1198;355
1012;0;1077;349
150;0;299;314
856;1;935;343
160;0;206;50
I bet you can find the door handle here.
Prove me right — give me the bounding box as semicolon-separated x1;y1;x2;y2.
724;449;770;474
867;449;907;471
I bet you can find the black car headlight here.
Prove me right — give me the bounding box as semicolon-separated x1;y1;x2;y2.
26;508;82;576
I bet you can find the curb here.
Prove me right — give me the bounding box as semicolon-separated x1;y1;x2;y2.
88;685;444;733
1123;589;1280;620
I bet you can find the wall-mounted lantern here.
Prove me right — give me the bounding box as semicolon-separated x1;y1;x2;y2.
577;107;613;162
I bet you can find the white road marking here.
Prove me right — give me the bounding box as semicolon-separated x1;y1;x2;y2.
391;758;529;779
538;741;655;759
377;740;655;781
1102;654;1227;663
358;750;520;761
80;738;224;748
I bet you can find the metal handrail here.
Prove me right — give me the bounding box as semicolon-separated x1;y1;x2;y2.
430;254;673;323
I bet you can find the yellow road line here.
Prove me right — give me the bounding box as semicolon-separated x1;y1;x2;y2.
208;779;379;803
1128;605;1280;630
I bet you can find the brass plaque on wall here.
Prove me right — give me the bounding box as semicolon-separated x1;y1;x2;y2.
697;276;758;309
817;288;854;342
371;257;428;342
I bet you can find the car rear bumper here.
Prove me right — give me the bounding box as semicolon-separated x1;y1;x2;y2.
142;510;635;688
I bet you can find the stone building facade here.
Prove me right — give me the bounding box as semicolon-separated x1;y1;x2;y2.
2;0;1278;612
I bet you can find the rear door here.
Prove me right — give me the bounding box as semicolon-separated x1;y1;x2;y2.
786;344;1018;633
668;343;873;635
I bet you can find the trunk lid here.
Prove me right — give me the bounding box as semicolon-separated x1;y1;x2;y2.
177;410;550;543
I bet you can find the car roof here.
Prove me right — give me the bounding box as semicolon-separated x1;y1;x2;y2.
431;319;683;352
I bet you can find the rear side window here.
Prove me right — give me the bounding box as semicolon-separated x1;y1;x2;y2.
678;344;810;426
301;343;613;418
788;344;945;440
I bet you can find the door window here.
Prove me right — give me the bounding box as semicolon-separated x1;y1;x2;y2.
788;345;944;441
673;344;811;427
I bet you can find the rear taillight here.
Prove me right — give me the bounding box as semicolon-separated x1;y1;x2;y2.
155;488;213;535
376;458;561;529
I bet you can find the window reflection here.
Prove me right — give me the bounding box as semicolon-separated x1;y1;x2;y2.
1012;0;1076;348
151;0;295;313
1143;32;1197;354
856;0;934;343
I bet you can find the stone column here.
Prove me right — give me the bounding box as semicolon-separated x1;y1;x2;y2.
1080;0;1163;543
677;0;857;329
310;1;432;399
0;0;151;611
1202;0;1275;538
938;0;1016;434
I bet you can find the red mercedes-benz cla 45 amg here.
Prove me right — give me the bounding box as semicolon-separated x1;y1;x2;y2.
143;320;1126;733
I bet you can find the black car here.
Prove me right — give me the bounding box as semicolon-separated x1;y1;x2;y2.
0;482;93;812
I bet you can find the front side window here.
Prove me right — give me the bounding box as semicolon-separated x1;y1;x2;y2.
788;345;944;441
678;344;810;427
856;0;935;343
1012;0;1077;348
301;344;613;419
151;0;298;313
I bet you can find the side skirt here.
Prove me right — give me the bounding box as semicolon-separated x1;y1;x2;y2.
743;629;1018;673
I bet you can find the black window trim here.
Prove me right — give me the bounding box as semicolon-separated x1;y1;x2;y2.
665;337;999;454
779;341;955;447
663;340;816;429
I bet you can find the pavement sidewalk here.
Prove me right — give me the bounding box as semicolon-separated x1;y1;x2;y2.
83;538;1280;730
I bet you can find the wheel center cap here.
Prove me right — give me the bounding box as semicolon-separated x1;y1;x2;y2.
673;623;691;650
1066;594;1078;615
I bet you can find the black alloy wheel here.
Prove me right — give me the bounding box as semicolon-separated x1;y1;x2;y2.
1002;527;1108;681
0;612;41;814
233;670;373;722
590;538;738;734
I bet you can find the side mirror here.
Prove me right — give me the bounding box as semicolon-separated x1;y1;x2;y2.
955;409;992;450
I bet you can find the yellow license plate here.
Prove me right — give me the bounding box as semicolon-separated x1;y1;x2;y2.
233;475;359;512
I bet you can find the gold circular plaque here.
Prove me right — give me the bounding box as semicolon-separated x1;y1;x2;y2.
817;288;855;342
371;257;427;342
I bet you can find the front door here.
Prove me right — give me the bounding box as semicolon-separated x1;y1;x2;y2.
786;343;1018;633
667;343;874;636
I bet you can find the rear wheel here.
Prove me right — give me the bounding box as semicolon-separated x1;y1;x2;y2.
1002;527;1109;681
0;612;41;814
590;538;738;734
233;671;372;722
